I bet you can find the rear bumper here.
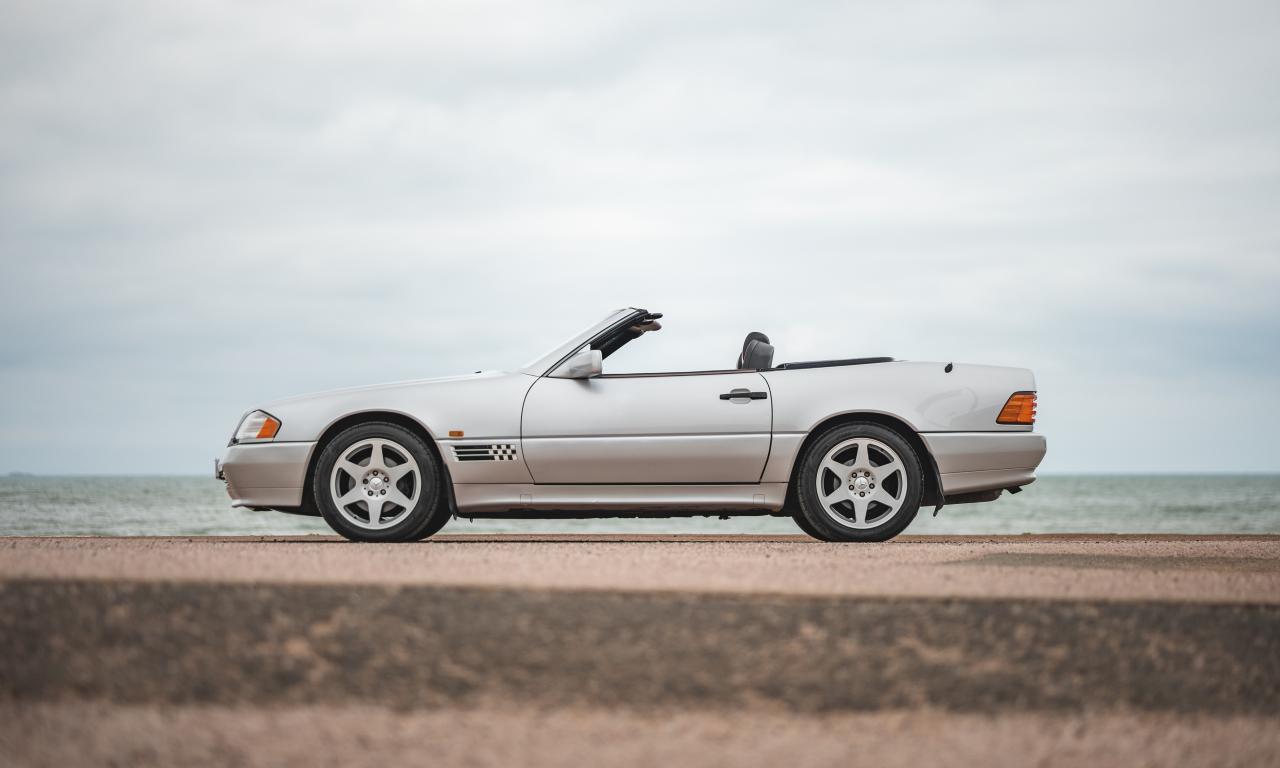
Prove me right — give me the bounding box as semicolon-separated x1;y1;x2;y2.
218;441;316;508
921;432;1047;496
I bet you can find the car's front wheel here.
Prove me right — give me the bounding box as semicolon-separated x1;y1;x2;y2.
312;422;449;542
794;422;923;542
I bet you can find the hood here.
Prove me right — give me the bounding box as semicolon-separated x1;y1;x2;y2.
261;370;507;409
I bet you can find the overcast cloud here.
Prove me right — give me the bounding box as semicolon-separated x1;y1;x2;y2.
1;0;1278;474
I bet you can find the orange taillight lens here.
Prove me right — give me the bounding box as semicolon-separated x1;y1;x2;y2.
997;392;1037;425
255;416;281;439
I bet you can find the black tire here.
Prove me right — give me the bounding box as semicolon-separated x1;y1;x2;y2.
312;422;449;542
791;509;825;540
794;422;923;542
409;495;453;540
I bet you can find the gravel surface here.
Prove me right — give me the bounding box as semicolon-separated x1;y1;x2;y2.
3;578;1277;713
3;534;1278;767
2;534;1278;603
4;704;1279;768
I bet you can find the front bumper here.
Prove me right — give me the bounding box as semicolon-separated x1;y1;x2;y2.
218;441;316;508
921;432;1047;496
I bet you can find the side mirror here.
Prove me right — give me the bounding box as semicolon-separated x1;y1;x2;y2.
554;348;603;379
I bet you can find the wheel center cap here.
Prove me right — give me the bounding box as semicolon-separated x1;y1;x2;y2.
853;477;869;491
369;476;385;490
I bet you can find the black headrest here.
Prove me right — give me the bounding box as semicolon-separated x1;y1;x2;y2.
737;332;774;370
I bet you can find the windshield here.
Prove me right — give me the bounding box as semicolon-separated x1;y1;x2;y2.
517;308;642;375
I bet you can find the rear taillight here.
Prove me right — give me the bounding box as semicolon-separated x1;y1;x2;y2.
997;392;1037;425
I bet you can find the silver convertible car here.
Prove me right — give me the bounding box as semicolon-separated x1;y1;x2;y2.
217;308;1046;542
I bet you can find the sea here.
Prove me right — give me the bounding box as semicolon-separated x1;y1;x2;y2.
0;474;1277;536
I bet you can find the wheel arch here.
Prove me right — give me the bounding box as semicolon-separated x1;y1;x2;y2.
785;412;944;511
301;410;456;515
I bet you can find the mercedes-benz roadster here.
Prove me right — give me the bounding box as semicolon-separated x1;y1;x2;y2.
217;308;1046;542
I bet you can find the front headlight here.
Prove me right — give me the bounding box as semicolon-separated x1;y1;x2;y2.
232;410;282;444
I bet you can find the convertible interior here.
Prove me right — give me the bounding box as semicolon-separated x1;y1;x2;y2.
590;311;894;374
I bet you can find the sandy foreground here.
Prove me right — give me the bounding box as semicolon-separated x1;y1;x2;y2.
1;534;1278;767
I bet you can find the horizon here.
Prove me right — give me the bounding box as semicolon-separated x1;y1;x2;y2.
7;471;1280;478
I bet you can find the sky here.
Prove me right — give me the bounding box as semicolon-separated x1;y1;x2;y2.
1;0;1278;475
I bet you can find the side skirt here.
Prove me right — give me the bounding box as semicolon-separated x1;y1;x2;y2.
453;483;789;517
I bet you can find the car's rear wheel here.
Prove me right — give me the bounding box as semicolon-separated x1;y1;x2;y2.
312;422;448;542
790;508;825;539
794;422;923;542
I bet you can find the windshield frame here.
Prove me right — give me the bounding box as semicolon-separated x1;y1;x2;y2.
517;307;645;377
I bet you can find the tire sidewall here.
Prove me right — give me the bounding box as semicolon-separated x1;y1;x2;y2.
791;510;825;539
312;422;444;542
796;422;923;542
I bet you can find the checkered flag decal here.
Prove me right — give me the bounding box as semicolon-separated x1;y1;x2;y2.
488;444;517;461
452;443;519;462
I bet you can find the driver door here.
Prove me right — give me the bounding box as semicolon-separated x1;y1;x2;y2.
520;371;772;484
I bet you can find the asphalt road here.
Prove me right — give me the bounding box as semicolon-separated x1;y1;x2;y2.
2;534;1278;767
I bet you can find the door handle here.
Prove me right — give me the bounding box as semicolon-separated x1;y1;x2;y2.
719;390;768;400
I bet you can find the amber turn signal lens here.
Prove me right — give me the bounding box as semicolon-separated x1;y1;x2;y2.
997;392;1037;425
234;410;282;442
255;416;281;439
